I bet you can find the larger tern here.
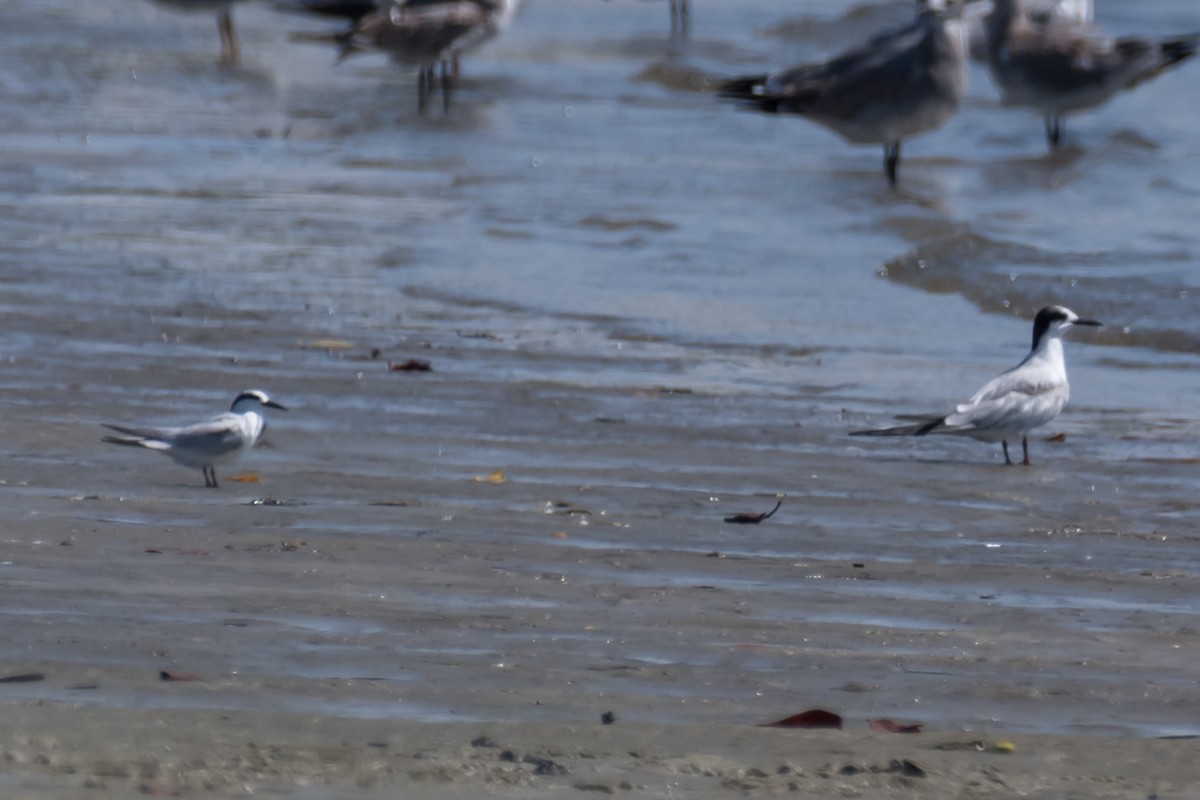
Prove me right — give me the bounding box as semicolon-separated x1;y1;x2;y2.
718;0;969;187
851;306;1101;465
102;390;287;488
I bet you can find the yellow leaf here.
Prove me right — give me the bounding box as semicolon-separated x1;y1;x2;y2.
993;741;1016;753
304;339;355;350
472;470;507;484
551;531;568;539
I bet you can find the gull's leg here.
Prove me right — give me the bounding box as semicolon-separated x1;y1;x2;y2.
441;60;452;112
884;141;900;188
1022;437;1031;466
417;65;429;114
1002;440;1013;466
218;10;240;66
203;466;217;488
1045;113;1061;150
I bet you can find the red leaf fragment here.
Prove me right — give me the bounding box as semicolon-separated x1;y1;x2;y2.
760;709;843;729
388;359;433;372
869;718;924;734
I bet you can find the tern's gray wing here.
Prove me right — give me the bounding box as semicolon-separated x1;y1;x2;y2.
166;418;248;459
849;413;947;437
944;373;1067;433
967;364;1062;405
102;422;182;442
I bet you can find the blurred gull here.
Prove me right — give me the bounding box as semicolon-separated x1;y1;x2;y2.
966;0;1093;61
275;0;383;23
719;0;970;187
146;0;250;65
851;306;1101;465
337;0;520;111
983;0;1199;148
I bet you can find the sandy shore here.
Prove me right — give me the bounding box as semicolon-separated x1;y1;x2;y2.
5;1;1200;797
3;704;1196;798
2;222;1198;798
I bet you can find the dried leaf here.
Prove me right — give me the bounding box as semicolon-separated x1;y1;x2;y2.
869;718;924;734
725;500;782;524
1044;433;1067;443
473;470;507;484
760;709;843;729
551;531;568;539
0;672;45;684
388;359;433;372
226;474;260;484
304;338;354;350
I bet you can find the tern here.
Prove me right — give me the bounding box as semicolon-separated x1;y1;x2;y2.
983;0;1199;149
102;390;287;488
145;0;250;65
851;306;1101;465
718;0;969;187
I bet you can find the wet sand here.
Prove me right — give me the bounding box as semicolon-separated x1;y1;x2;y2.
4;0;1200;796
3;287;1199;797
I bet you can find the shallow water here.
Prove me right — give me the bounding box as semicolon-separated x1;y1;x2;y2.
2;0;1200;738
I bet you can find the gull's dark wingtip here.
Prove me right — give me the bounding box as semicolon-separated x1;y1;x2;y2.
716;75;783;112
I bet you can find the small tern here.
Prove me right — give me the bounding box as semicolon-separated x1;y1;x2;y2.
102;390;287;488
718;0;969;187
983;0;1199;149
851;306;1101;465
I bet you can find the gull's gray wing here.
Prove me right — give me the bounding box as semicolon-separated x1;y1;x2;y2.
344;1;486;62
763;16;931;109
999;25;1198;101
